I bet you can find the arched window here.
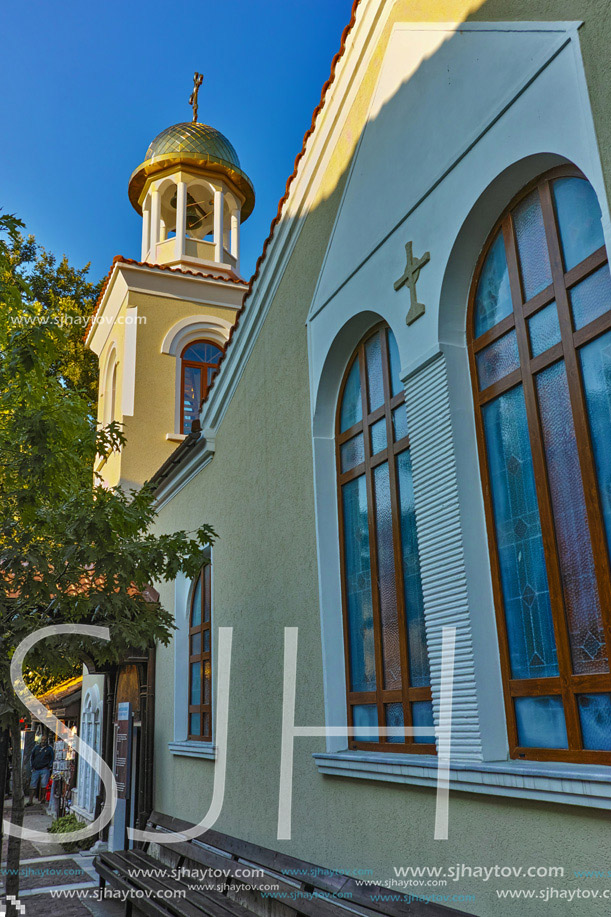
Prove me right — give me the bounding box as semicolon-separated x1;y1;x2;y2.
181;341;223;434
336;324;433;752
469;167;611;762
188;563;212;741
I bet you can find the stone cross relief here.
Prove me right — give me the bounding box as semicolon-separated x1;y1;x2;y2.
394;241;430;325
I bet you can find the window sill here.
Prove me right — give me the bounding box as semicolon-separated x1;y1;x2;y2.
312;751;611;809
168;741;216;759
166;433;188;443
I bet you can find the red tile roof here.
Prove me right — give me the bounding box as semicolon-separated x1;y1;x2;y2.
84;256;248;339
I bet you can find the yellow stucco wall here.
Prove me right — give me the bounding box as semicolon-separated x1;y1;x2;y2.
96;289;238;489
148;3;611;915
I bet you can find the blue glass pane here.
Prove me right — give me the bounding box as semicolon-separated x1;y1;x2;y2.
340;359;362;432
203;630;210;652
553;177;604;272
191;575;202;626
396;449;429;687
366;332;385;411
385;703;404;744
412;700;436;745
340;434;365;472
182;364;201;434
474;232;513;337
190;714;200;736
476;330;520;390
514;190;553;301
387;330;403;396
370;418;387;455
392;405;409;442
580;329;611;560
190;632;201;656
514;696;568;749
528;302;561;357
482;387;558;678
577;694;611;751
341;476;376;692
570;266;611;331
536;361;607;675
183;342;222;363
190;662;201;706
374;463;402;690
352;704;378;742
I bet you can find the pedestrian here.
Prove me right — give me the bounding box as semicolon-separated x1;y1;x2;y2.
27;734;53;806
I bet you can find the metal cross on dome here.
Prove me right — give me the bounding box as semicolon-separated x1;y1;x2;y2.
189;72;204;123
394;240;430;325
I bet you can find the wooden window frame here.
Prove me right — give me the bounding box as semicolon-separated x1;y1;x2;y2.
180;340;223;434
335;324;435;755
468;165;611;764
188;564;212;742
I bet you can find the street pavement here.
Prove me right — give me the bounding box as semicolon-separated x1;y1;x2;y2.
2;801;122;917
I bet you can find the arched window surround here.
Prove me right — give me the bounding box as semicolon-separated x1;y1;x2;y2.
335;323;434;754
161;317;232;437
468;165;611;764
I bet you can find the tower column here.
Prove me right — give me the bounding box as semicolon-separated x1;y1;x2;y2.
230;208;240;273
175;179;188;262
214;188;224;263
141;197;151;261
149;187;161;259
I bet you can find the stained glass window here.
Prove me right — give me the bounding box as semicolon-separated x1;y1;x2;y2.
337;326;432;753
188;563;213;741
181;340;223;433
470;169;611;762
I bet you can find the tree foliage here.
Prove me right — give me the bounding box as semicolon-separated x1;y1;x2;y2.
2;221;101;411
0;212;215;901
0;211;214;718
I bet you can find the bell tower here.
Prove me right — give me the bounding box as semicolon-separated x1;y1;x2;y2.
129;119;254;278
87;78;254;490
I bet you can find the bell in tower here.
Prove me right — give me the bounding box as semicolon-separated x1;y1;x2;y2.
128;73;255;279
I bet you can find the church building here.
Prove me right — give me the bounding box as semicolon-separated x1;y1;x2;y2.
89;1;611;914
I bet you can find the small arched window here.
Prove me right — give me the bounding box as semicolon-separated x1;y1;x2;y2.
181;341;223;434
469;167;611;762
336;324;433;752
188;563;212;741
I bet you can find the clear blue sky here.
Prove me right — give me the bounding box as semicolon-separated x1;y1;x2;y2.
0;0;353;282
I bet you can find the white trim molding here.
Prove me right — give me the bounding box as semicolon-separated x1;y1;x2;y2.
168;741;217;760
313;752;611;809
161;315;233;356
121;307;138;417
403;352;484;762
